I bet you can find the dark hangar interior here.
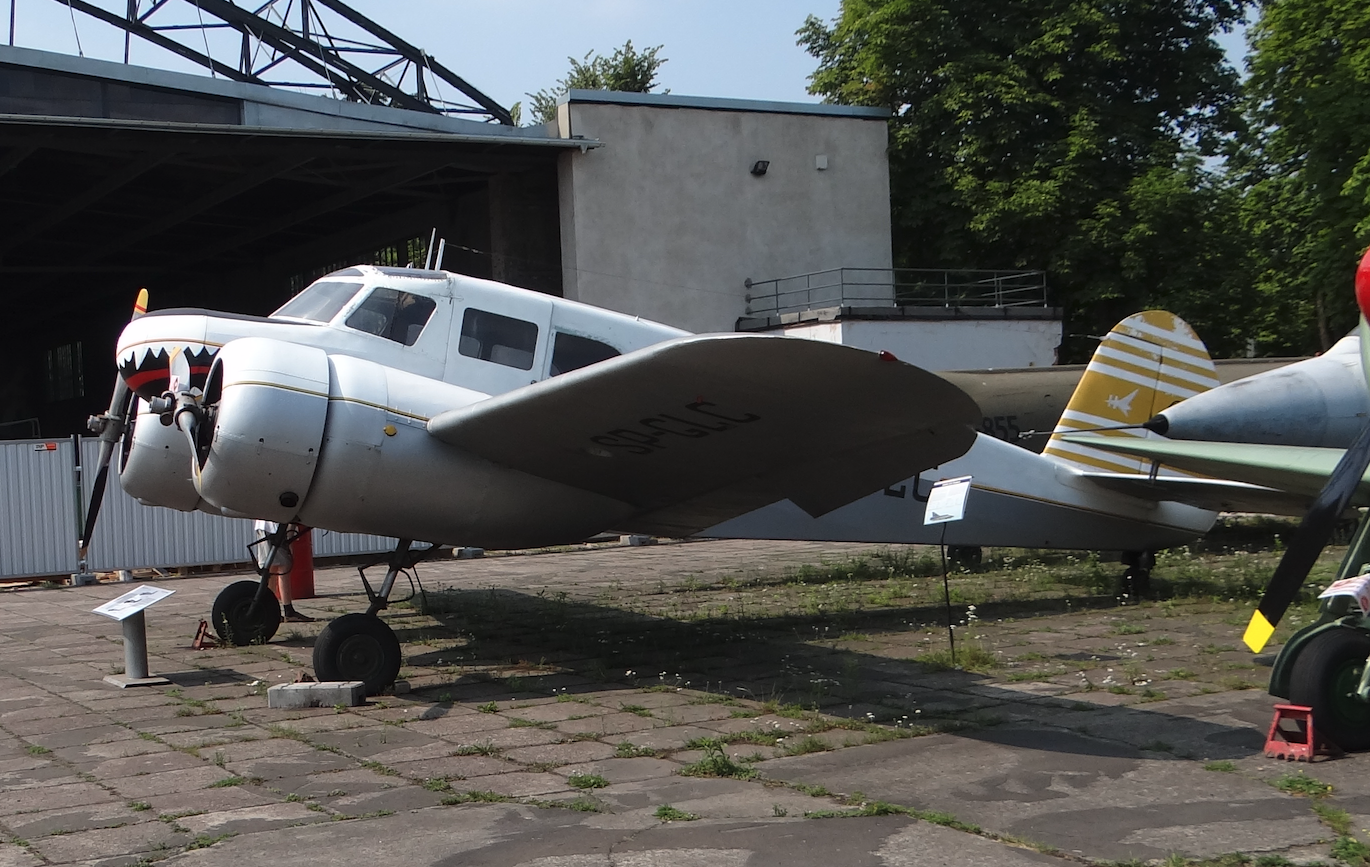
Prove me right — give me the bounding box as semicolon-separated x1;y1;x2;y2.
0;1;570;437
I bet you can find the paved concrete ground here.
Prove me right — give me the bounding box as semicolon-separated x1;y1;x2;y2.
0;539;1361;866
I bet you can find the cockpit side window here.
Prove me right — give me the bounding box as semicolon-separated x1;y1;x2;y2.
271;280;362;323
344;288;437;346
550;332;620;376
458;308;538;370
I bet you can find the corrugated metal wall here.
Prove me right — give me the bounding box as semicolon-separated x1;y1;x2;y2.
0;437;394;580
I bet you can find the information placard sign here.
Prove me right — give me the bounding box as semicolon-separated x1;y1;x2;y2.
923;476;972;525
93;585;175;621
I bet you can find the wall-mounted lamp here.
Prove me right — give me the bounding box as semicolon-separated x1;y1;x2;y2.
750;160;770;176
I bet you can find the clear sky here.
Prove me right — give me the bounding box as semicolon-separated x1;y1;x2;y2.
4;1;845;111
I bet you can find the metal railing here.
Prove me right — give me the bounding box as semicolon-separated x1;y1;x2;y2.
743;268;1048;317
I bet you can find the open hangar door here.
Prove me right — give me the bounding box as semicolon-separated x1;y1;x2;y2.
0;118;566;437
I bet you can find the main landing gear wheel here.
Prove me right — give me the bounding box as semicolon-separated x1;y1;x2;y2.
211;580;281;646
1289;627;1370;752
1121;551;1154;598
312;613;401;696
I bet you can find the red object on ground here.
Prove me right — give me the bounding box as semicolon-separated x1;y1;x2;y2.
287;526;315;600
1356;247;1370;321
1264;703;1340;761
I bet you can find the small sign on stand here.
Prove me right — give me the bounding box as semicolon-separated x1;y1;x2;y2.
93;585;174;688
924;476;973;664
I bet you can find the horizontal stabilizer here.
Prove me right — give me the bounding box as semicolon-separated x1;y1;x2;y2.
1077;472;1311;516
428;334;979;535
1063;435;1364;503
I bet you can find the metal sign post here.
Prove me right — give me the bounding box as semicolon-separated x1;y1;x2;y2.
924;476;972;665
93;585;175;688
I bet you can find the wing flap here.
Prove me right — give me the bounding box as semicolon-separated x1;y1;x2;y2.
429;334;979;534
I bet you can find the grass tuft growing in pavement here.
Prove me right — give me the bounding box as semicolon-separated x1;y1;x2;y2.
567;773;608;790
677;739;757;780
655;805;698;822
1272;771;1332;798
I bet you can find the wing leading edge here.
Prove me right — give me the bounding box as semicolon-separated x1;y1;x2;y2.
428;334;980;537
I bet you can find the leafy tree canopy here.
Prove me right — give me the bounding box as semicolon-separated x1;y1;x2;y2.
527;41;666;125
1237;0;1370;352
799;0;1252;358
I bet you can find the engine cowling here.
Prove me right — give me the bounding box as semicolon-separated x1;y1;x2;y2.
119;396;211;512
195;337;330;522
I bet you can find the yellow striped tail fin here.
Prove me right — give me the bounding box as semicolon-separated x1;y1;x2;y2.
1044;311;1217;473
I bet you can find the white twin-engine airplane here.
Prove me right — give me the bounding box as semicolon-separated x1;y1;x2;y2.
87;266;1240;692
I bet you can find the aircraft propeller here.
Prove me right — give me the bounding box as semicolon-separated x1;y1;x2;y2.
79;289;148;559
1243;248;1370;653
147;346;210;471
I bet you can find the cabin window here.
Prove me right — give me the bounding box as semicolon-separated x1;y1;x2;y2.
272;280;362;323
458;308;538;370
550;332;620;376
344;288;437;346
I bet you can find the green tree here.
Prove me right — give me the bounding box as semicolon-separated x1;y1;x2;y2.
799;0;1251;358
527;41;666;125
1238;0;1370;353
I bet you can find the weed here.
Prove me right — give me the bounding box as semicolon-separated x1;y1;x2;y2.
560;796;603;813
1314;802;1353;835
129;801;152;812
452;742;500;757
184;833;234;851
1272;772;1332;797
422;778;452;793
1204;761;1237;773
1332;836;1370;865
360;760;398;777
655;804;698;821
678;739;757;780
1113;624;1147;635
207;776;259;788
781;735;830;756
508;717;554;729
568;772;608;790
916;644;999;673
477;701;498;714
441;790;511;805
614;742;657;758
24;745;50;756
1167;669;1196;679
619;704;653;718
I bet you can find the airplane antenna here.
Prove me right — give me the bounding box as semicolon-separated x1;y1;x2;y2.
434;238;446;271
422;227;437;269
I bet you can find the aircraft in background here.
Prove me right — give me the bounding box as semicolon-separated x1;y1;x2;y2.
944;356;1296;454
703;310;1288;591
1142;332;1368;450
86;265;980;692
1068;248;1370;751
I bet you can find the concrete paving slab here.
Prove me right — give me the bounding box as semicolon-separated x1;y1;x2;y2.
176;802;331;836
25;819;188;864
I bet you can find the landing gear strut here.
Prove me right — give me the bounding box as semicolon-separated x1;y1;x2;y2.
211;522;298;645
1121;550;1154;597
312;539;427;696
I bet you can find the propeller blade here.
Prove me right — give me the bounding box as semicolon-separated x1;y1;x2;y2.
78;289;150;558
168;346;191;396
1243;419;1370;651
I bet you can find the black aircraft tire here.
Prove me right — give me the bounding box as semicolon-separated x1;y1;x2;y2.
211;580;281;646
313;614;401;696
1290;627;1370;752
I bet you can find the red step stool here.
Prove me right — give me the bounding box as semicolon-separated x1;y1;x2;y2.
1264;704;1341;761
191;619;217;650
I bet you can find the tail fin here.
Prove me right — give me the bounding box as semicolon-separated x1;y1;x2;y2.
1044;311;1217;474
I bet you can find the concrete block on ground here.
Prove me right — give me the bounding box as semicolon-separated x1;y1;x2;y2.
454;547;485;559
623;535;656;547
267;682;365;709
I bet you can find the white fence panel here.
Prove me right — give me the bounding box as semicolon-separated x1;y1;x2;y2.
0;438;79;578
0;437;397;579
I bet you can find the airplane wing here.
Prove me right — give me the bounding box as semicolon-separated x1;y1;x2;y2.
1075;473;1311;516
1062;435;1364;503
428;334;979;537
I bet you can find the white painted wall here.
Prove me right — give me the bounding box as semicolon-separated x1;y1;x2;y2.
781;318;1063;370
556;93;892;334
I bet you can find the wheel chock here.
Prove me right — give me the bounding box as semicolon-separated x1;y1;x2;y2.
192;619;217;650
1264;703;1342;761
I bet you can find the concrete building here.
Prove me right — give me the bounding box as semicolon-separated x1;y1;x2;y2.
554;90;893;334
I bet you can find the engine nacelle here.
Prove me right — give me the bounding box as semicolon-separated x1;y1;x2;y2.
195;337;330;522
119;397;211;512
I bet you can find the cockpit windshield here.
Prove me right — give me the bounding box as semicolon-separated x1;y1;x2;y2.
271;280;362;323
345;288;437;346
